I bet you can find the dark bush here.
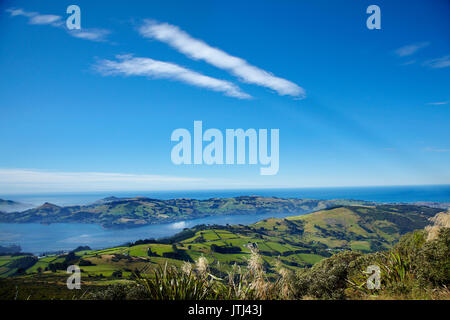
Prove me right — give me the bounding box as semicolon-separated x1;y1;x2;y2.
295;251;361;299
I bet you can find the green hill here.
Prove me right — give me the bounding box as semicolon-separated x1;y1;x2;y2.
0;196;370;228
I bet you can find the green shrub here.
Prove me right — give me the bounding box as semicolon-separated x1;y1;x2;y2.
414;228;450;287
346;227;449;299
295;251;361;299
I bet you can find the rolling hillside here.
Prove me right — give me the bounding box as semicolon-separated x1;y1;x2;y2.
0;196;370;228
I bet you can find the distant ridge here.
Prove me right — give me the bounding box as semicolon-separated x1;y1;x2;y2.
0;199;34;213
0;196;371;228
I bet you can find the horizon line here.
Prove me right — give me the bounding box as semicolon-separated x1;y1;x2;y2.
1;183;449;197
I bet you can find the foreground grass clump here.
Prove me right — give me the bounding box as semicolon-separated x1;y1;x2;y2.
87;246;295;300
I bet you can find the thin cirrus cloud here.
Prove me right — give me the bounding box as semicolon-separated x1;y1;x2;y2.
6;7;63;26
426;101;448;106
6;7;110;42
0;168;206;194
423;55;450;69
95;54;252;99
138;20;305;98
70;28;111;42
394;42;429;57
394;42;450;69
400;60;416;66
422;147;450;153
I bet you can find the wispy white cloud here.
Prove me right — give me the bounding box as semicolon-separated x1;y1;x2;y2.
6;7;109;42
394;42;429;57
29;14;63;26
95;54;252;99
400;60;416;66
138;20;305;98
0;168;206;193
423;55;450;69
68;28;110;42
394;42;450;70
426;101;448;106
422;147;450;153
6;8;34;17
6;8;63;27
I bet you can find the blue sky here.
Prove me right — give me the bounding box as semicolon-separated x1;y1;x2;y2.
0;0;449;194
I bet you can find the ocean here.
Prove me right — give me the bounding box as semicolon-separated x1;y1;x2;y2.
2;185;450;207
